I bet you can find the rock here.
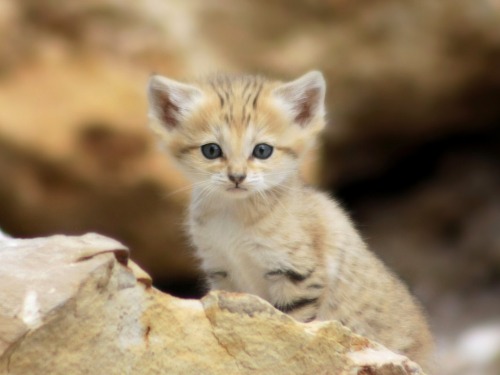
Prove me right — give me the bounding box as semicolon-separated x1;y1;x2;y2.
0;233;426;374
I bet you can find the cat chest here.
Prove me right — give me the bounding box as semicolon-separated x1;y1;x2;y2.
191;214;246;251
191;216;261;268
189;214;283;295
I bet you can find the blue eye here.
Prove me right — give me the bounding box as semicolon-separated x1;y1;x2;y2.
252;143;273;159
201;143;223;159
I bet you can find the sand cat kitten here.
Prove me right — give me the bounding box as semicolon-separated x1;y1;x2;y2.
147;71;434;368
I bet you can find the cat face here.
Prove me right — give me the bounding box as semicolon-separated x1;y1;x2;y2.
147;72;326;199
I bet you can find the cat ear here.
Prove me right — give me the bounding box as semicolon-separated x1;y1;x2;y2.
147;75;203;130
273;71;326;127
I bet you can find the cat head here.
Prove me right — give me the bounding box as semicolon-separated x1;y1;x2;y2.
147;71;326;199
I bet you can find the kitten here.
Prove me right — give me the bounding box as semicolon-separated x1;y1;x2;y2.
147;71;434;368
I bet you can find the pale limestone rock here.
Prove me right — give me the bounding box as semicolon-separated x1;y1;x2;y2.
0;233;425;375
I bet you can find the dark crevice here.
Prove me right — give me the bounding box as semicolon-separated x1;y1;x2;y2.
153;276;207;299
331;124;500;213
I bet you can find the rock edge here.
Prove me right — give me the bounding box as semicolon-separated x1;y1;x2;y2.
0;233;425;375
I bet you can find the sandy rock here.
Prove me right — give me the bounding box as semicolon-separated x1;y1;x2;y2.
0;233;425;375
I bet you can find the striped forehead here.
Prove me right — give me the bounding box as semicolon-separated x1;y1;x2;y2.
217;121;257;158
206;75;265;132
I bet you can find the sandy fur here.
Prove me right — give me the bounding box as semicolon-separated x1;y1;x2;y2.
148;71;435;369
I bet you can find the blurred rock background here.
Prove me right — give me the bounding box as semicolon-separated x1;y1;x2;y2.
0;0;498;373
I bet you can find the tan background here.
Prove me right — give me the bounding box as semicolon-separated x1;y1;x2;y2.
0;1;499;372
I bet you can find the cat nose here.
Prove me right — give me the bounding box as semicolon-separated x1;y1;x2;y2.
228;173;246;184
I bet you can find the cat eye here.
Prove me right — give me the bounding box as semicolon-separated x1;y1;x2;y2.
201;143;223;159
252;143;273;159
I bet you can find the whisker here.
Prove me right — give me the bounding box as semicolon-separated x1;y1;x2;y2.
261;170;298;177
274;185;302;193
163;180;210;198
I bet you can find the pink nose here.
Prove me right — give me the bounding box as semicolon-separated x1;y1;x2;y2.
228;174;246;184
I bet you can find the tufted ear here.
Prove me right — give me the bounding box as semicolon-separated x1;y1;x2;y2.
147;75;203;131
272;71;326;127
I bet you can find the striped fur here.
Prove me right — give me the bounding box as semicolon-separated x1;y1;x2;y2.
147;71;434;370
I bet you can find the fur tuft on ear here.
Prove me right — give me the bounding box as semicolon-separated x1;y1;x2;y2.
272;71;326;127
147;75;203;131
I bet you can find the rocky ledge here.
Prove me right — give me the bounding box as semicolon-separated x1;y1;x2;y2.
0;233;425;374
